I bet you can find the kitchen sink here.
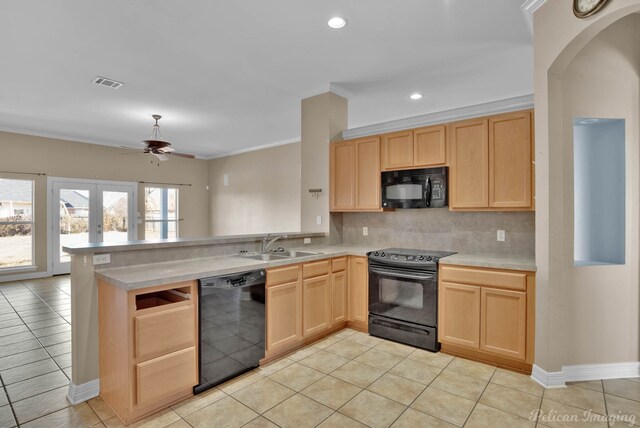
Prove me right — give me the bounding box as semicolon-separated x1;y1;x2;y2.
240;253;291;261
238;250;323;261
275;250;322;257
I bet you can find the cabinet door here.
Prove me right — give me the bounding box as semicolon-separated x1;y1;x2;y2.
303;275;331;337
331;270;348;324
414;125;446;167
489;111;532;208
348;257;368;324
355;137;381;210
438;282;480;348
480;287;527;360
266;280;302;352
381;131;413;170
450;119;489;208
330;141;356;210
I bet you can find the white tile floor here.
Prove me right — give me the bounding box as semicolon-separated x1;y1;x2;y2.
1;276;638;427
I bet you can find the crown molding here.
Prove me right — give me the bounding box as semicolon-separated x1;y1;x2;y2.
206;137;300;160
521;0;547;35
342;94;534;140
299;82;354;101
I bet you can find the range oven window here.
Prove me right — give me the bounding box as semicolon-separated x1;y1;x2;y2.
378;278;424;310
385;184;423;201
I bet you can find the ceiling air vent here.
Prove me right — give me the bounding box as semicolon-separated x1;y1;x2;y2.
93;76;124;89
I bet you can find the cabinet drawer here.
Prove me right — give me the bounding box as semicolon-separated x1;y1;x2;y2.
135;305;195;360
440;266;527;291
136;347;197;407
332;257;347;272
267;265;300;287
303;260;330;279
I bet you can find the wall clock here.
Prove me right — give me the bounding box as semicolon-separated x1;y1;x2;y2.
574;0;610;18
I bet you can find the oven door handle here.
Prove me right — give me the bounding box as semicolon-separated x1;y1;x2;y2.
369;267;435;281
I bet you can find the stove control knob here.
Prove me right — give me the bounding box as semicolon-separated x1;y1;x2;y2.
418;256;425;261
381;252;386;257
427;256;433;261
374;252;380;256
406;256;414;261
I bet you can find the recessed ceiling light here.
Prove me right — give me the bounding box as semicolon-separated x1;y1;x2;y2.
328;17;347;29
409;93;423;100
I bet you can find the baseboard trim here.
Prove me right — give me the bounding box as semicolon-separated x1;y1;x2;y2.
0;270;50;283
532;362;640;388
67;379;100;405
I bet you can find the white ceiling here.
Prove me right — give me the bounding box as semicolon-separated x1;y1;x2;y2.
0;1;532;159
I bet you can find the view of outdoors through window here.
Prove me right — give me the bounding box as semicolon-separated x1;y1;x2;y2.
0;178;34;268
144;187;178;239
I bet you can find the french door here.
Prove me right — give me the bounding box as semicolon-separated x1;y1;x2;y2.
50;178;137;274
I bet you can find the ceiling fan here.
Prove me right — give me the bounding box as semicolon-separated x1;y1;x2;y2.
122;114;195;161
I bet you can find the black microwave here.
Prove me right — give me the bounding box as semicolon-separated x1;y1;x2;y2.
381;167;448;209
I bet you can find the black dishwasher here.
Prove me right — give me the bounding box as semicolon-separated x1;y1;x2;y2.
194;269;266;394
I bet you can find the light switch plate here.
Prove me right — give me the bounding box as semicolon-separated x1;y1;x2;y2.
497;230;506;242
223;174;229;186
316;216;322;225
304;238;311;244
363;226;368;236
93;254;111;265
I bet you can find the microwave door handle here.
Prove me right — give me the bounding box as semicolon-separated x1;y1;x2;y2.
425;177;432;207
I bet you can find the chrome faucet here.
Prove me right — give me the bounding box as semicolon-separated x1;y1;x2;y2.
261;233;288;253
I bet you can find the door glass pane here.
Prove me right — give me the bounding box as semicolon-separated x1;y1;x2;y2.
59;189;90;263
102;191;129;243
379;278;423;309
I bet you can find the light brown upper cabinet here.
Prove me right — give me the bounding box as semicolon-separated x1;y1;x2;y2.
450;118;489;208
450;110;533;210
489;111;532;208
381;125;446;171
382;130;414;170
330;137;381;212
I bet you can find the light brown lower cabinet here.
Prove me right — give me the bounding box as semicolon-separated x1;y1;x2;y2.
438;264;535;373
265;256;367;361
98;280;198;424
302;274;332;337
348;256;369;331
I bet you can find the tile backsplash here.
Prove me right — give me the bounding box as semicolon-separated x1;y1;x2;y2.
338;209;535;256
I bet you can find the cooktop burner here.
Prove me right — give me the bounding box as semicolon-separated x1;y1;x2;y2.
368;247;456;268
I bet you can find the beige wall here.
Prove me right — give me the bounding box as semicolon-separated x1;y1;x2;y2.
208;143;302;235
301;92;348;232
534;0;640;371
0;131;210;279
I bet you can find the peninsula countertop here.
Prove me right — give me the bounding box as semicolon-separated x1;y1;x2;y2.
95;245;536;290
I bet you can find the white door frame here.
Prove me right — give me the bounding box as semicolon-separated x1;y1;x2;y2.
47;177;138;275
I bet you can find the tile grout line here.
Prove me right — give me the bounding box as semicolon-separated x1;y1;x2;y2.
0;279;74;426
0;374;20;428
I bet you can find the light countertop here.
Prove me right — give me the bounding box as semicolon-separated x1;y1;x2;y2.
440;253;536;272
95;245;535;291
95;245;371;290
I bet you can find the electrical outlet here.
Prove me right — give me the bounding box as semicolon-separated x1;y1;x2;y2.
363;226;368;236
497;230;506;242
304;238;311;244
316;216;322;225
93;254;111;265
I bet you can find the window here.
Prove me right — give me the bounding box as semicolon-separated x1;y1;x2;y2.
144;187;178;239
0;178;34;269
573;118;625;265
